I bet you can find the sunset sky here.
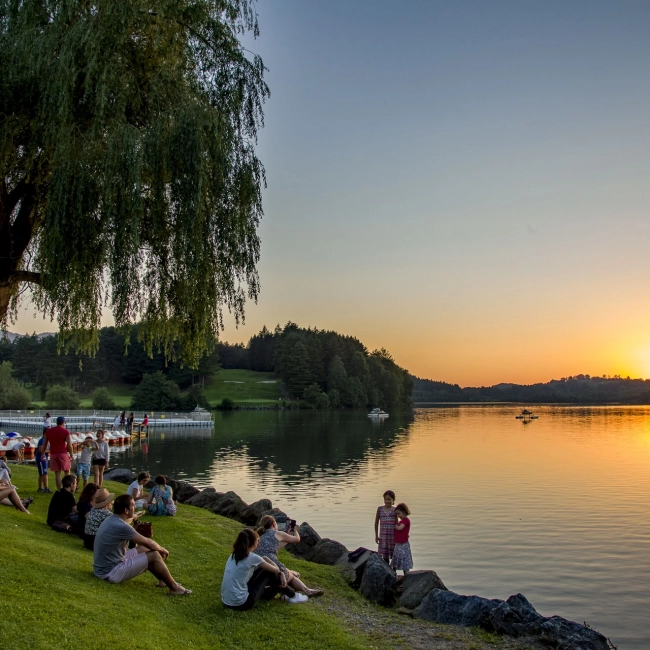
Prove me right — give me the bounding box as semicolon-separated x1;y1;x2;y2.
12;1;650;386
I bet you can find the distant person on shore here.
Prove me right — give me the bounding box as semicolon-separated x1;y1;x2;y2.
0;475;31;514
43;412;52;432
127;412;135;433
12;439;26;462
84;487;114;550
92;431;110;487
42;416;74;490
74;483;98;537
35;432;51;493
391;503;413;576
256;516;323;597
120;411;126;428
46;475;78;527
374;490;397;563
140;414;149;430
113;413;120;430
127;472;150;508
146;475;176;516
77;436;98;491
221;528;302;609
93;494;191;594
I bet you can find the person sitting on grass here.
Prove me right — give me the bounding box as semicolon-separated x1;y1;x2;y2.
127;472;150;508
146;475;176;516
93;494;191;595
0;477;31;514
221;528;306;610
256;516;324;597
74;483;98;537
46;475;78;527
84;488;114;551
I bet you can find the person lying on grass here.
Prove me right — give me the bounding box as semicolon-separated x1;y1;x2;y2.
0;477;31;514
93;494;191;595
221;528;306;610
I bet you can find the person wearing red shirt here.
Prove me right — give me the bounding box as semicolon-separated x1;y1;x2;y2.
42;416;74;489
391;503;413;576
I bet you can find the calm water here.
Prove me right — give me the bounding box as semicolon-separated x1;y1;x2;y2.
82;407;650;647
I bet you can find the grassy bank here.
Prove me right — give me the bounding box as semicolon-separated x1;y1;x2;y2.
0;466;381;650
202;369;281;406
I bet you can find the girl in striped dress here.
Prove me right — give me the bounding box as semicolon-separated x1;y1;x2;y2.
374;490;397;562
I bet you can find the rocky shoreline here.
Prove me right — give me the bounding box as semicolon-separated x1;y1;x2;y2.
103;467;614;650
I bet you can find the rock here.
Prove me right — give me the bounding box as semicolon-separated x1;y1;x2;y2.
256;508;287;526
175;481;200;504
335;549;373;584
166;478;180;500
359;553;397;606
311;538;349;565
414;589;503;628
398;570;448;610
489;592;544;636
186;488;224;509
241;499;273;526
207;490;248;522
285;522;321;561
524;615;609;650
102;468;135;484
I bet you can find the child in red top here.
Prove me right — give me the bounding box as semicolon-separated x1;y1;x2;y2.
391;503;413;575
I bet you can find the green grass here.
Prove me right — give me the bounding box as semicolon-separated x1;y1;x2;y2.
1;465;385;650
203;369;281;406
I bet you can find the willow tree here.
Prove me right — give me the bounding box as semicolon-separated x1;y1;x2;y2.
0;0;268;365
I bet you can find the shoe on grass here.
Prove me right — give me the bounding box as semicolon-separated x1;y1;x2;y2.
286;593;308;604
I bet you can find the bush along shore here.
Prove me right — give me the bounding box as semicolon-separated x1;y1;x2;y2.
99;466;614;650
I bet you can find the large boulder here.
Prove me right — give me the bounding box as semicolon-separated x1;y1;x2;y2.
335;549;373;584
102;468;135;484
174;481;201;504
311;538;348;565
207;490;247;522
359;553;397;606
524;615;609;650
398;570;448;610
489;593;543;636
285;522;321;561
241;499;273;526
414;589;503;628
186;488;224;509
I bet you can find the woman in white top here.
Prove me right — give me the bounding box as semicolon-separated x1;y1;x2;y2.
92;430;110;487
221;529;306;609
127;471;150;508
43;412;52;433
113;413;120;430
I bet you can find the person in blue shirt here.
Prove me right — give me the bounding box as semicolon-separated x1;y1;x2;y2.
35;434;51;493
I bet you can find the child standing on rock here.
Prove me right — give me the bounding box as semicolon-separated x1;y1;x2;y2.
374;490;397;562
391;503;413;575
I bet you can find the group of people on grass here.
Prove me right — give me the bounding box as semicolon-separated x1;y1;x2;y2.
4;416;414;611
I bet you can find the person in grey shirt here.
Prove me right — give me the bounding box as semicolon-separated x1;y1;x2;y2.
93;494;191;595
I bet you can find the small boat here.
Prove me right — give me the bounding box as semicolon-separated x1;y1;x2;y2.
368;408;389;418
515;409;539;420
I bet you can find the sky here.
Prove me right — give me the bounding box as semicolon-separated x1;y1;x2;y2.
12;1;650;386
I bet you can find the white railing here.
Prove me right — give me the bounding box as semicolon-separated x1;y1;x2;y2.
0;408;213;422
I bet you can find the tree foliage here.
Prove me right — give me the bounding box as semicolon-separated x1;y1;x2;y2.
0;360;31;408
130;371;181;411
1;0;268;366
91;387;116;410
45;384;80;409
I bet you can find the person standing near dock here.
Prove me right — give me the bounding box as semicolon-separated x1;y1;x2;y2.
42;416;74;490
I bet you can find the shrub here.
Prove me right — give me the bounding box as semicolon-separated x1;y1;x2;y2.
91;387;116;410
180;384;210;411
0;362;32;409
131;372;181;411
217;397;235;410
45;385;81;410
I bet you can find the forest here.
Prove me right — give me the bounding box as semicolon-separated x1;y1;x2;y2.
412;374;650;404
0;323;413;410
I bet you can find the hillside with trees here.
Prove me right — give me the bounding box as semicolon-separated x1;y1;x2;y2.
412;374;650;404
0;323;412;410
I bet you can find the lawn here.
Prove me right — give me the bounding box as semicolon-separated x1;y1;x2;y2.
203;369;282;406
0;466;385;650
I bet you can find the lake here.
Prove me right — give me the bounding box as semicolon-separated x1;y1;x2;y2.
65;406;650;647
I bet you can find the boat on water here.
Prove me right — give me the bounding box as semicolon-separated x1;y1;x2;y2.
368;408;389;419
515;409;539;420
